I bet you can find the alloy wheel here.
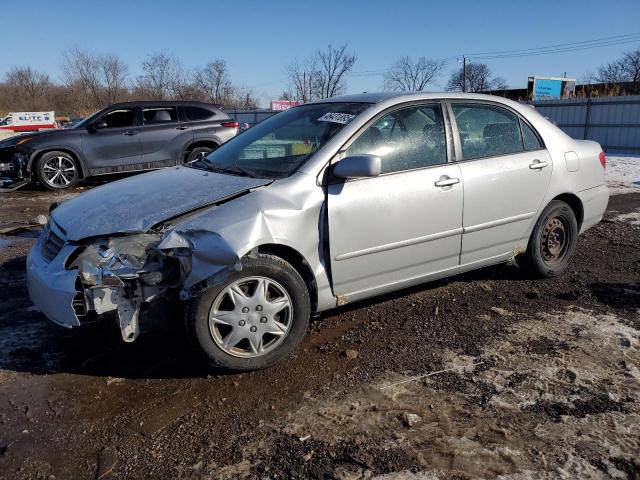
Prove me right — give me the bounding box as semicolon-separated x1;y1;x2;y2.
42;156;77;188
208;276;293;358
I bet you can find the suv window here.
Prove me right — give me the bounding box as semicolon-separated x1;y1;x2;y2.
102;109;135;129
143;107;177;124
185;106;215;121
347;104;447;174
452;104;524;159
520;118;543;150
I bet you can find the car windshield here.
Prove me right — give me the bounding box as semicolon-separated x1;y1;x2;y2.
190;102;371;178
72;108;109;129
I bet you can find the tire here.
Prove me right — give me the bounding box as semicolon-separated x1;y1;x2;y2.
185;254;311;371
523;200;578;278
186;146;214;163
36;151;80;190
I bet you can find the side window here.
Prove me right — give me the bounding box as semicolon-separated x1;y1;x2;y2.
347;104;447;174
452;104;523;159
102;109;135;129
521;119;543;151
185;106;215;121
143;107;177;124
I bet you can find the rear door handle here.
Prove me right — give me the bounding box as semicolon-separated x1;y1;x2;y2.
123;131;137;136
434;176;460;187
529;160;549;170
176;125;189;130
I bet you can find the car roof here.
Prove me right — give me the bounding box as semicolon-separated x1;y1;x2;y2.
107;100;223;109
307;91;520;106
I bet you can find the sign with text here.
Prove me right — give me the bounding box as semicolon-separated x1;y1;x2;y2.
271;100;300;111
529;76;576;101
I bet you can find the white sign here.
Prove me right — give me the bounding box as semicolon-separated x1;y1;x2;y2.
318;112;356;124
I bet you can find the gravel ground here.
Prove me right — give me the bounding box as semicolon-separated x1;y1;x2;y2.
0;182;638;479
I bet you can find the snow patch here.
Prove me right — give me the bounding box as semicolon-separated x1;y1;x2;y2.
612;209;640;226
607;155;640;195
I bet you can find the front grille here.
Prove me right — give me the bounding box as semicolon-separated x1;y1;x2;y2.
41;223;65;262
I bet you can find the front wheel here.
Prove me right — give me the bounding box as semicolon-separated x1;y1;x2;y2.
522;200;578;278
185;254;311;371
36;151;80;190
186;146;214;163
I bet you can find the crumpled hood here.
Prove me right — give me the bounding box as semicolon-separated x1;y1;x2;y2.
52;166;271;241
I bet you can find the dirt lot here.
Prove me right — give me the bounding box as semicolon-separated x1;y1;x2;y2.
0;183;639;479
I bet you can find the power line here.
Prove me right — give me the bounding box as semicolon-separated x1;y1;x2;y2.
247;33;640;90
346;32;640;78
467;32;640;57
474;37;640;61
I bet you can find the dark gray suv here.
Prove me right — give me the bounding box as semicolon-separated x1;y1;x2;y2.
0;101;239;190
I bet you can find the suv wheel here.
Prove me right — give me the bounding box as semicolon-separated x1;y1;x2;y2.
36;151;80;190
186;254;311;371
186;146;214;163
523;200;578;277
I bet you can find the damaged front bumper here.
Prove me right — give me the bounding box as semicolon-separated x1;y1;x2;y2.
27;241;82;328
27;221;241;342
0;148;30;192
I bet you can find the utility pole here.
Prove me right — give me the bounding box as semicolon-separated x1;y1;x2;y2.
457;55;469;92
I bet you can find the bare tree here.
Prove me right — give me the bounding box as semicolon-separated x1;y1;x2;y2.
136;51;188;100
285;57;318;103
598;59;628;84
193;60;232;104
446;63;505;92
621;48;640;84
492;76;508;90
225;87;259;109
5;66;52;110
62;48;129;110
62;48;103;109
314;44;356;98
285;44;356;102
597;48;640;85
383;56;445;91
100;54;129;105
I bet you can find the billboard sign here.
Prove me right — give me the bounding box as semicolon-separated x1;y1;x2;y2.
528;76;576;101
271;100;300;111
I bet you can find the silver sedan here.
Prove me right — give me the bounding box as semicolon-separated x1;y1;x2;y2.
27;93;609;371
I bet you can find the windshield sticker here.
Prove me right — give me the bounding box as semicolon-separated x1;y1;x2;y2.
318;112;356;124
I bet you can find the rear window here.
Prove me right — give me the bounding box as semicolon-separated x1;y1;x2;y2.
452;104;524;159
185;106;216;121
521;119;543;151
143;107;177;124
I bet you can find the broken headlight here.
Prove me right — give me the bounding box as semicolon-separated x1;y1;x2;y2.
69;234;177;287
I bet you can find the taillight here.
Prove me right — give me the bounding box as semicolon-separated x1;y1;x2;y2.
221;121;239;128
599;151;606;169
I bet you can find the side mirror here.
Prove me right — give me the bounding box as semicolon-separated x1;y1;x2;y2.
333;154;381;179
91;120;108;130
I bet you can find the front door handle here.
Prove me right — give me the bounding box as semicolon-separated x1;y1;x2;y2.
529;160;549;170
176;125;189;130
434;176;460;187
123;131;137;136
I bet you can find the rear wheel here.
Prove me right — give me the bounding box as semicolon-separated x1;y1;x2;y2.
185;254;311;371
523;200;578;277
186;146;214;163
36;151;80;190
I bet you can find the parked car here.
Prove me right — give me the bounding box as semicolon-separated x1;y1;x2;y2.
0;101;238;191
27;93;609;371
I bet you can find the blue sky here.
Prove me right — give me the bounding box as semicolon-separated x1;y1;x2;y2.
1;0;639;106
